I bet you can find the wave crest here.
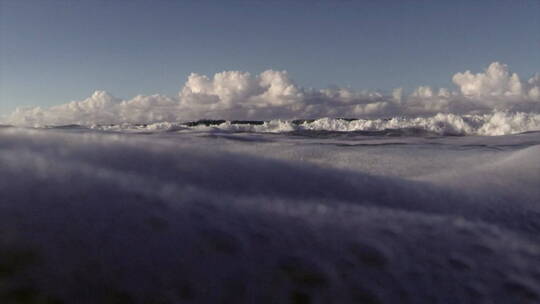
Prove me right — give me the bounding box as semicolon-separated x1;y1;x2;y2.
84;111;540;136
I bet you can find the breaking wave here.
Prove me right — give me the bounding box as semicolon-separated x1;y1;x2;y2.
83;111;540;136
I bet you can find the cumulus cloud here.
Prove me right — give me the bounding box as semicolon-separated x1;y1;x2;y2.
179;70;305;119
453;62;523;97
7;91;179;126
451;62;540;110
4;62;540;126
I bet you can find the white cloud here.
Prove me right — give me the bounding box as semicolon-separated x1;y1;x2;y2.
451;62;540;111
453;62;523;97
4;62;540;126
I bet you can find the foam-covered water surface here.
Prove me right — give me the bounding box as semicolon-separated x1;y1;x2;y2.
79;111;540;136
1;126;539;303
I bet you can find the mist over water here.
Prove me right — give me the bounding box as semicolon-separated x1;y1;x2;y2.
1;125;539;303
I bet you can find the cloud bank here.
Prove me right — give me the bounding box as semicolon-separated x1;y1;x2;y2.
4;62;540;127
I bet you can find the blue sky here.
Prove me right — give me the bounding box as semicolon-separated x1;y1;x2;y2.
1;0;539;114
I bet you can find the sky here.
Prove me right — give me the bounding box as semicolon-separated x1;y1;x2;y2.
1;0;539;116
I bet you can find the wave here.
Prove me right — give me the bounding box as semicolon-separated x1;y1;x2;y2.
1;128;539;303
83;111;540;136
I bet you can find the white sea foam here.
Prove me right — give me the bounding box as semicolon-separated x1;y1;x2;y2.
84;111;540;136
293;112;540;136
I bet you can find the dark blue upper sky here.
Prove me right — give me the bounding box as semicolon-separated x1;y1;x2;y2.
1;0;539;114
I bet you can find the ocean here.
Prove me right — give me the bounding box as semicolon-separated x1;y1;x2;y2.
1;118;539;303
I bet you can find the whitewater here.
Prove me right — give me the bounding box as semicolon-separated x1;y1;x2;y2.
35;111;539;136
1;112;540;303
